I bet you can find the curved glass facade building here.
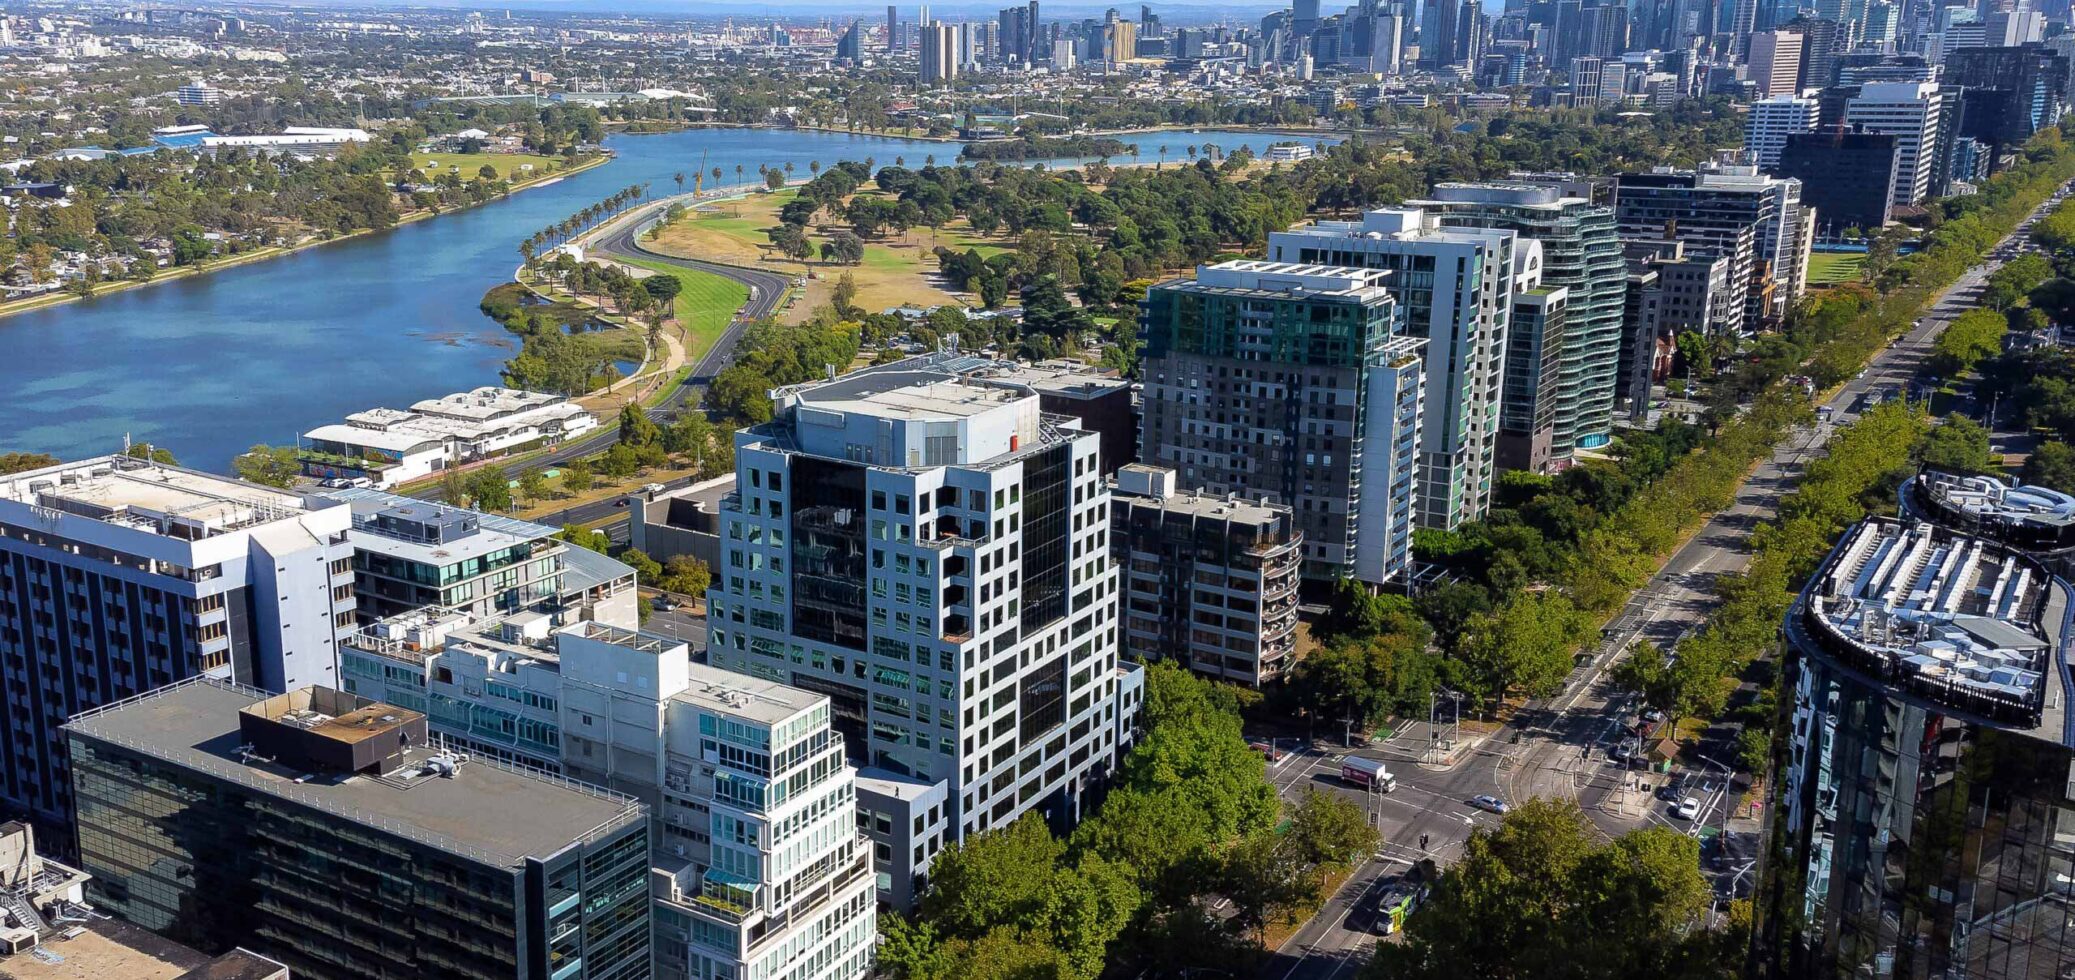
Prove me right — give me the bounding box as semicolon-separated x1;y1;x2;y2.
1772;515;2075;979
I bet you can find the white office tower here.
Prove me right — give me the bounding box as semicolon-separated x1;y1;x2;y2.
709;352;1137;904
1747;95;1819;169
340;612;877;980
1267;209;1518;529
1846;81;1954;207
0;454;357;834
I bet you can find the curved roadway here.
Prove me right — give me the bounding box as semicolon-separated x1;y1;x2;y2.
411;195;790;504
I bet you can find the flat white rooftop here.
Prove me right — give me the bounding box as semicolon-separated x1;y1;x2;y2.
0;455;318;539
674;661;822;725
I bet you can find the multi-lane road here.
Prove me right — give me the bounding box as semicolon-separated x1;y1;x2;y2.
1257;182;2074;980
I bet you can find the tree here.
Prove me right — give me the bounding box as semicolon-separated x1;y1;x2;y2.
600;443;641;479
2023;440;2075;492
0;452;58;475
557;523;612;554
467;466;514;511
232;444;301;488
660;554;712;597
618;404;662;447
1930;309;2008;377
125;443;177;465
518;468;551;503
832;271;860;315
477;164;499;181
1219;830;1321;943
620;547;664;584
1915;413;1994;472
1454;592;1585;710
440;469;470;506
561;460;595;493
1367;800;1723;980
1285;788;1381;869
765;168;786;190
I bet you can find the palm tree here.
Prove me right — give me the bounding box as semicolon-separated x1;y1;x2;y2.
673;171;686;192
783;161;795;177
809;160;820;175
1186;145;1198;161
1158;144;1168;169
736;163;745;186
924;154;934;167
711;166;722;189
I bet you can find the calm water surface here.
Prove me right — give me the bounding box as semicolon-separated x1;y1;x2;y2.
0;127;1319;470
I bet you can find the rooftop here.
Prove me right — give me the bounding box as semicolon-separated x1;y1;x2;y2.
1912;470;2075;536
409;386;565;422
318;487;562;564
673;662;823;725
0;919;210;980
803;377;1024;422
1799;518;2068;735
982;359;1130;399
1115;467;1292;527
1187;260;1394;298
65;678;644;868
0;455;322;539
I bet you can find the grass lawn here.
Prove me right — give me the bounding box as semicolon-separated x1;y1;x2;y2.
409;151;562;182
1808;251;1867;285
621;258;750;361
647;186;1010;318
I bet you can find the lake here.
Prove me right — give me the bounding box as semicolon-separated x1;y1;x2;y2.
0;126;1322;470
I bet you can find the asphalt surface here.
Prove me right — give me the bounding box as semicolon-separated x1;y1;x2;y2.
409;191;789;504
1256;183;2075;980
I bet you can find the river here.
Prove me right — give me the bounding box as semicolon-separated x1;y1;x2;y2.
0;126;1327;470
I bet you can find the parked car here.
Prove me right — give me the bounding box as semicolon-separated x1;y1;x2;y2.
1657;773;1688;802
1468;795;1511;815
1674;797;1701;821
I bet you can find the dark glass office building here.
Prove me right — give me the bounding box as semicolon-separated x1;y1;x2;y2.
1769;515;2075;978
1776;130;1899;232
65;680;652;980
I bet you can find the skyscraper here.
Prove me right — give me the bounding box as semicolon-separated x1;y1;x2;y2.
0;455;357;846
1747;29;1805;96
1268;209;1522;529
1746;93;1819;168
1845;81;1958;207
837;19;865;60
706;352;1139;868
1140;261;1426;584
1776;130;1899;230
1406;183;1626;465
1614;162;1815;331
921;20;957;83
1771;501;2075;978
887;4;899;51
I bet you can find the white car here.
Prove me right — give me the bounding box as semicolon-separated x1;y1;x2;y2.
1469;795;1511;815
1674;797;1701;821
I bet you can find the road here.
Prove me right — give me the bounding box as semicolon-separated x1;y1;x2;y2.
1257;182;2074;980
410;192;790;502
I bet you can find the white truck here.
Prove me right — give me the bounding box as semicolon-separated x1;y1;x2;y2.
1340;756;1397;792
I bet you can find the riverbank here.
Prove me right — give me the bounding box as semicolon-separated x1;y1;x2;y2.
0;151;613;324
